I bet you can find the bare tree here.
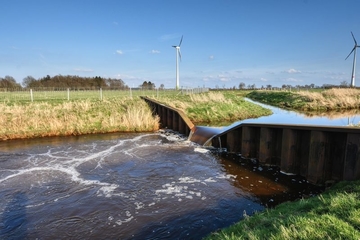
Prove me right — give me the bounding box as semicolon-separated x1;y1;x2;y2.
239;82;245;89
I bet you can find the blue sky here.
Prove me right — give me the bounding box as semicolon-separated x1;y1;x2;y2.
1;0;360;89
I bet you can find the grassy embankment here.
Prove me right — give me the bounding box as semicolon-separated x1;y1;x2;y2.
206;180;360;239
0;91;271;140
153;91;272;124
247;88;360;111
0;98;159;140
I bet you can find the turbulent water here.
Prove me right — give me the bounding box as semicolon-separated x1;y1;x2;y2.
0;130;318;239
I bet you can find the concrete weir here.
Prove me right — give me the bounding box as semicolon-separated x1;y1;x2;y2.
142;97;360;186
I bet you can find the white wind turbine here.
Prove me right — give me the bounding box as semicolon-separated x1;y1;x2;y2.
172;35;183;90
345;31;360;87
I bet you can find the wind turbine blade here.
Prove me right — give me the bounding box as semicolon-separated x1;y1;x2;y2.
345;47;356;60
351;31;358;46
179;35;183;47
178;49;182;61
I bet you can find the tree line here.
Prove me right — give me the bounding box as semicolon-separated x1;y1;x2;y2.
0;75;129;90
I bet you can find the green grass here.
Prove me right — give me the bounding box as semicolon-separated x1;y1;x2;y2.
246;91;307;109
153;90;272;124
205;180;360;240
0;89;179;103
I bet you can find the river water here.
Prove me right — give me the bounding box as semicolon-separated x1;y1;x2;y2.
0;129;320;239
1;99;358;239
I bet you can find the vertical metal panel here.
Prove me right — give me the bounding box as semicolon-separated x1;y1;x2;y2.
226;128;242;153
161;106;167;128
241;126;260;158
307;131;330;184
329;132;347;181
173;112;179;131
298;130;311;178
281;129;300;174
259;127;282;165
344;133;360;180
179;118;185;134
167;109;173;129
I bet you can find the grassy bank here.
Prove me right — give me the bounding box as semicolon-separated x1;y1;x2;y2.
0;97;159;140
247;88;360;111
0;91;272;140
206;180;360;239
153;91;272;124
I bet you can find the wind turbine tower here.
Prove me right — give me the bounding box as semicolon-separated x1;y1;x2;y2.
172;35;183;90
345;31;360;87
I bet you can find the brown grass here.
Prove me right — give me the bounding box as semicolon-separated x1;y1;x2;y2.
297;89;360;110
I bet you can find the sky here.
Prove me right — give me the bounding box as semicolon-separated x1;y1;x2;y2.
1;0;360;89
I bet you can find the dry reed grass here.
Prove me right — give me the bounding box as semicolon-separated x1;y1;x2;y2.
189;91;229;103
297;89;360;110
0;98;159;140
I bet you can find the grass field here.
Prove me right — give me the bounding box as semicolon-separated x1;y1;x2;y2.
0;88;180;103
205;180;360;239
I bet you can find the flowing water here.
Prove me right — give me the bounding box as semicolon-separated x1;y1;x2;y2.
1;99;358;239
0;130;319;239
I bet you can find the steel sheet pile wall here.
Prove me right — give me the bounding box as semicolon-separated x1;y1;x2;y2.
141;97;195;136
212;123;360;185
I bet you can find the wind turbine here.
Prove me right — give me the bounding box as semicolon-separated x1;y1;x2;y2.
345;31;360;87
172;35;183;90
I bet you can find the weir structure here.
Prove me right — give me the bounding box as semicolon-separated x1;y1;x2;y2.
141;97;195;136
142;97;360;186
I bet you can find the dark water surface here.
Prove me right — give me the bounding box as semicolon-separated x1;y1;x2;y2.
0;130;319;239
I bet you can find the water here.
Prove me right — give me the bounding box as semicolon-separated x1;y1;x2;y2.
239;98;360;126
0;130;320;239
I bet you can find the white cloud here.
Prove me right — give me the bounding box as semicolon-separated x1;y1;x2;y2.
209;55;214;60
285;68;301;74
150;50;160;54
260;78;268;81
116;50;123;55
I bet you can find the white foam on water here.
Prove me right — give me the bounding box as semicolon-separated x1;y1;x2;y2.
97;185;120;198
115;216;134;226
216;173;237;180
179;177;201;184
204;177;217;182
134;202;145;210
194;147;209;153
